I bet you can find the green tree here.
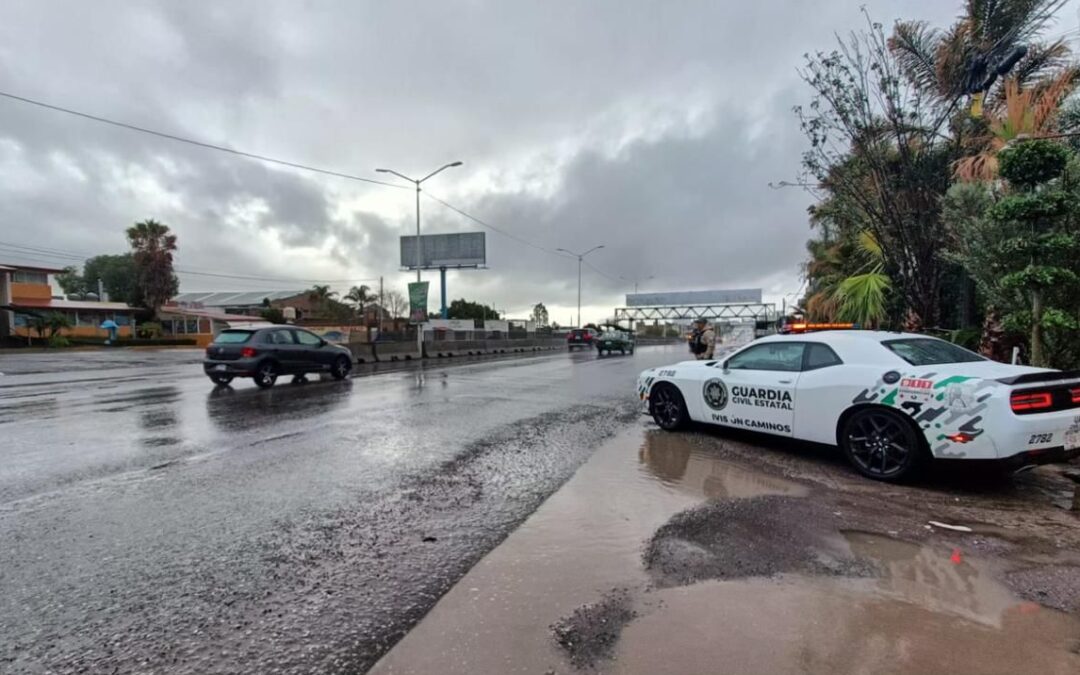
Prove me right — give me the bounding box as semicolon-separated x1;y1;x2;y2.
530;302;549;327
55;266;85;296
126;220;178;313
259;307;286;324
946;140;1080;367
345;284;375;321
84;254;142;305
447;298;500;321
797;16;957;328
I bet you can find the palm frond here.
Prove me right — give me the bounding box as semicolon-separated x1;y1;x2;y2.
1002;39;1072;92
889;21;945;95
834;270;892;327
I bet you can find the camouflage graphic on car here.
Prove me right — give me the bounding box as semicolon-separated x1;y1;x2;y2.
851;372;999;456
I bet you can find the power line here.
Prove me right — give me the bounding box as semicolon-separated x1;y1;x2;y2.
423;192;626;282
0;241;379;285
0;90;408;189
422;193;571;258
0;90;632;286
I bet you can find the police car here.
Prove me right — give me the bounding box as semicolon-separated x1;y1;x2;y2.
637;328;1080;481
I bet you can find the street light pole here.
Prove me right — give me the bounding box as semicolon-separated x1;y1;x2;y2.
556;245;604;327
376;161;463;355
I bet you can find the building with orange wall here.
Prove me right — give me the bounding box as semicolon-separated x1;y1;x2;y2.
0;263;137;340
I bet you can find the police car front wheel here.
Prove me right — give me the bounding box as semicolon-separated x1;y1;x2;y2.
650;384;688;431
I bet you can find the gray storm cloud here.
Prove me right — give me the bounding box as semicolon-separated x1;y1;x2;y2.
0;0;968;315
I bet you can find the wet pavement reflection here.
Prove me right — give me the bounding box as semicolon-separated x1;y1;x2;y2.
0;345;688;674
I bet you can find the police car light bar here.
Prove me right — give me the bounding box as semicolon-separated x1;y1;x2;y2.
782;322;859;334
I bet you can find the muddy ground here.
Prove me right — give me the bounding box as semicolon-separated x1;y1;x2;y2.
373;421;1080;674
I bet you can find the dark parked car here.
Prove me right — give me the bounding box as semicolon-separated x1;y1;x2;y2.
203;327;353;388
566;328;597;351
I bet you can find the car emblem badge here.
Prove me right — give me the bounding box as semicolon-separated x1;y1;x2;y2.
703;378;728;411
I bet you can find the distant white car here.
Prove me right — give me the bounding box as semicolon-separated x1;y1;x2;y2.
637;330;1080;481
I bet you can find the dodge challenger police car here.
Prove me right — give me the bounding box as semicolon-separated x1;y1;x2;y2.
637;329;1080;481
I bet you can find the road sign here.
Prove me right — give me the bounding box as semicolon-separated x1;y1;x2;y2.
400;232;486;270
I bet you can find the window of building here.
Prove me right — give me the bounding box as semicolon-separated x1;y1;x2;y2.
12;270;48;284
186;319;199;334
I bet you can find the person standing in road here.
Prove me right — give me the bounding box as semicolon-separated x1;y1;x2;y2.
688;318;715;360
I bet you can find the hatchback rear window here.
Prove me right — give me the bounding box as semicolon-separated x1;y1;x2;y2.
882;338;985;366
213;330;253;344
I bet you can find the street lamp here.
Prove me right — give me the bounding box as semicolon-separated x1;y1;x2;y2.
376;161;462;354
556;245;605;328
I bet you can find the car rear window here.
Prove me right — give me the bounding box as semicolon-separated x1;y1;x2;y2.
213;330;253;344
882;338;985;366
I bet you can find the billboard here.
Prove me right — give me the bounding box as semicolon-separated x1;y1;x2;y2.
400;232;486;270
625;288;762;307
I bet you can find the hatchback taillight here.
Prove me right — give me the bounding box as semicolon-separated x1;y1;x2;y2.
241;346;257;358
1010;391;1053;412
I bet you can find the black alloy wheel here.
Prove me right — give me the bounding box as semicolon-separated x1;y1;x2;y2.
255;361;278;389
331;355;352;380
650;384;689;431
841;408;924;481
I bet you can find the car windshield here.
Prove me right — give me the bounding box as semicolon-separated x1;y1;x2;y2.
213;330;253;344
882;338;985;366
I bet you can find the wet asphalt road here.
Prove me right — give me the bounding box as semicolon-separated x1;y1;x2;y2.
0;345;682;674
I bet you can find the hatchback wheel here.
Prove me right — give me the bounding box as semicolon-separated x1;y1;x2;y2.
841;408;924;481
650;384;689;431
255;361;278;389
331;355;352;380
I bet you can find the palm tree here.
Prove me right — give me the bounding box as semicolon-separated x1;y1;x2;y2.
125;219;178;312
890;0;1071;107
344;284;375;323
306;285;338;318
954;73;1077;180
832;231;892;328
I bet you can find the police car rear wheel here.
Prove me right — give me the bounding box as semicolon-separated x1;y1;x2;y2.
841;408;923;482
650;384;688;431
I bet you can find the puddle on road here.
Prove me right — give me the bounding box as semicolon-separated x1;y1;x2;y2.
370;429;1080;675
638;432;808;500
610;576;1080;675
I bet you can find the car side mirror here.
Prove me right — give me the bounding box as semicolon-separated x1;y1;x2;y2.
319;339;328;347
721;360;730;373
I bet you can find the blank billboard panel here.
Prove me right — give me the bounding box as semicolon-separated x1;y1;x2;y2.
625;288;762;307
401;232;486;269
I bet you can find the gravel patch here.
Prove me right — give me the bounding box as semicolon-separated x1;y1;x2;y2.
551;587;637;669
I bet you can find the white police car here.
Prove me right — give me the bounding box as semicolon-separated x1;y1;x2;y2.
637;329;1080;481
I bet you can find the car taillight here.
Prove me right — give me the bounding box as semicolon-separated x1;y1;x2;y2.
241;346;257;358
584;334;593;341
1010;391;1053;412
1071;387;1080;404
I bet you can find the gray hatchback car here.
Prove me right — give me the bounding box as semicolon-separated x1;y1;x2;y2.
203;327;353;388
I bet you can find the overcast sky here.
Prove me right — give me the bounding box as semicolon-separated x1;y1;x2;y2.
1;1;1077;323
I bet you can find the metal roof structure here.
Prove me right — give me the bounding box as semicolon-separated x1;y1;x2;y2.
614;302;778;324
172;290;305;307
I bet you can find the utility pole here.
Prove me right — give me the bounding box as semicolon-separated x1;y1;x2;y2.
556;245;605;328
379;276;384;335
376;161;463;355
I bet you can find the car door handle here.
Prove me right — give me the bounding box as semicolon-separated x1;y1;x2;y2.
778;379;793;384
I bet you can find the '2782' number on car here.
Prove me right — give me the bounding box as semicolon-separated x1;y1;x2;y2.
1029;433;1053;445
